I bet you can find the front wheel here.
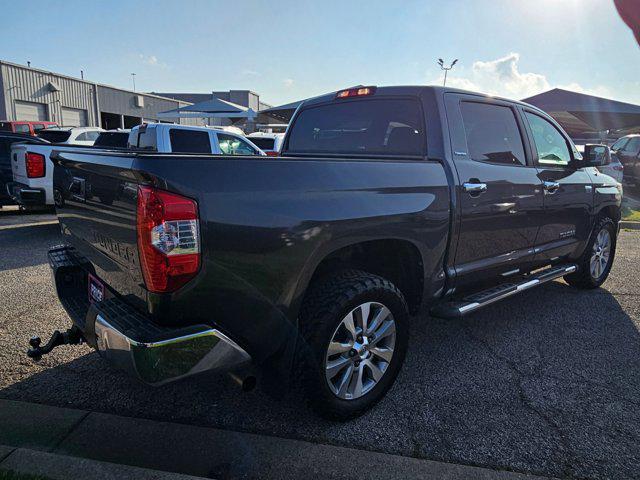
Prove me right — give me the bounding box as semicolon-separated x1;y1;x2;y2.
565;216;617;289
297;270;409;420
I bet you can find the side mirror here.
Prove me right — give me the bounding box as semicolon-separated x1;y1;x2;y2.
582;144;610;167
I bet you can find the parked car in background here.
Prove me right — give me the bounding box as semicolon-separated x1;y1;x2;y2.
33;85;621;420
127;123;265;155
576;144;623;183
93;129;131;149
0;120;58;136
247;132;285;156
9;126;104;209
36;126;104;145
0;132;48;208
610;134;640;184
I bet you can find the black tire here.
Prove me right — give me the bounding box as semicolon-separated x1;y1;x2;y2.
297;270;409;420
565;216;617;289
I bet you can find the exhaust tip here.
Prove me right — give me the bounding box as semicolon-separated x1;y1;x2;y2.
228;372;257;392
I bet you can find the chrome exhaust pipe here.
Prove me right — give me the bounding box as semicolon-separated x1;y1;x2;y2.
228;372;257;392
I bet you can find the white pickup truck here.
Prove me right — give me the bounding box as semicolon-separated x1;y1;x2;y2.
127;123;265;156
9;123;265;208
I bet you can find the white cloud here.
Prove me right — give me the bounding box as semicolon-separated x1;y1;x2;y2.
242;69;260;77
139;54;167;68
283;78;294;88
430;53;609;100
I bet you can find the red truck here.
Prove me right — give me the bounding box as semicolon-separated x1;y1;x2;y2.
0;120;58;136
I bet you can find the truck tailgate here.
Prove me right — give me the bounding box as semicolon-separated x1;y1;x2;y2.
52;149;148;311
11;143;29;183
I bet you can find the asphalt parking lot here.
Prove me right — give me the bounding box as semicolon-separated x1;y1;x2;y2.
1;210;639;480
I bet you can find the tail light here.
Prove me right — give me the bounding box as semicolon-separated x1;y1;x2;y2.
26;152;45;178
266;151;279;157
335;86;376;99
136;186;200;293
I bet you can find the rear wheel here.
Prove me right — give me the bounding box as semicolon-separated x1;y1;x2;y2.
565;216;617;289
297;270;409;420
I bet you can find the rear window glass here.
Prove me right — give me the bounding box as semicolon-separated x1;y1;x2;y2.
287;98;425;156
169;129;211;153
14;124;31;134
249;138;275;150
94;132;129;148
136;126;157;150
37;130;71;143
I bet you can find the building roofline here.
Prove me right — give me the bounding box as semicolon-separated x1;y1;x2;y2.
0;59;193;105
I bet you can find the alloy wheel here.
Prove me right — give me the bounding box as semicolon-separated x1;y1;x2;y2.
324;302;396;400
590;228;611;280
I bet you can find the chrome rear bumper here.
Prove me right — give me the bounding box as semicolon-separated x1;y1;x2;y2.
48;245;251;386
94;315;251;386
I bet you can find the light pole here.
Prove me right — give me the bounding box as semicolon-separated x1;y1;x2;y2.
131;73;136;92
437;58;458;86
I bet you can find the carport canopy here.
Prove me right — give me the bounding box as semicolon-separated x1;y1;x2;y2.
158;97;257;119
259;100;304;122
522;88;640;135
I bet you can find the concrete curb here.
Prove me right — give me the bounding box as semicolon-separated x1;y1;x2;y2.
620;220;640;230
0;447;208;480
0;399;556;480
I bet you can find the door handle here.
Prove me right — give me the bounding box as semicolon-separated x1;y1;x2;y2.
463;182;487;194
543;181;560;194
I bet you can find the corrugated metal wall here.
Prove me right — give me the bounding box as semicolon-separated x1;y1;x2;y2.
0;61;201;127
0;62;98;125
97;85;182;121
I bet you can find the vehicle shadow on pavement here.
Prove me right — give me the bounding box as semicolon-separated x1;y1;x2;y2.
1;281;639;480
0;222;60;271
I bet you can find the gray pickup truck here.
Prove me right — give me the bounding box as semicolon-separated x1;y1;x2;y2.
30;85;622;419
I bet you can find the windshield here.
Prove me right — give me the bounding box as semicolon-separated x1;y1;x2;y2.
611;137;629;151
287;98;425;156
37;130;71;143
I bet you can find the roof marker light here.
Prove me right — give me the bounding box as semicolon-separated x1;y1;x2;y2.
335;86;376;99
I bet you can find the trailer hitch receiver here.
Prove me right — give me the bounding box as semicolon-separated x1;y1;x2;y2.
27;326;84;361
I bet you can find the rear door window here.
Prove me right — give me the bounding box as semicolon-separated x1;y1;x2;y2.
169;129;212;153
85;131;101;142
460;102;526;166
14;124;31;134
287;98;425;156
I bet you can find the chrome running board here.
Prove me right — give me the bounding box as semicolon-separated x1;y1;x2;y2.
430;264;577;319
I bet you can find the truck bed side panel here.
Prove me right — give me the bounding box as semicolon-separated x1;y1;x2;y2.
133;155;450;360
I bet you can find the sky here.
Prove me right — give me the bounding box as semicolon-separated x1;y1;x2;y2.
1;0;639;107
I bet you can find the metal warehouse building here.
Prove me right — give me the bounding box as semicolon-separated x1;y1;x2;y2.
0;60;200;128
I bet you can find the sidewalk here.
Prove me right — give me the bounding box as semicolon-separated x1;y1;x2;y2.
0;399;554;480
